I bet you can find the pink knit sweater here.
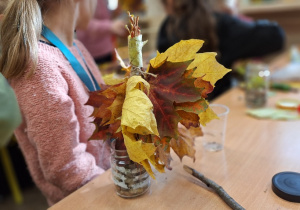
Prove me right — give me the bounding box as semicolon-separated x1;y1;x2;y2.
11;40;111;206
76;0;113;59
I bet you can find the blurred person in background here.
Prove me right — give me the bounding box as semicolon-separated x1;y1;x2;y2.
76;0;128;65
209;0;252;21
158;0;285;100
209;0;239;15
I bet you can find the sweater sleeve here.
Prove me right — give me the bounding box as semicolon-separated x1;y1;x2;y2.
14;62;105;194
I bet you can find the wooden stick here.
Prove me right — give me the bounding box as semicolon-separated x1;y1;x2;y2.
183;165;245;210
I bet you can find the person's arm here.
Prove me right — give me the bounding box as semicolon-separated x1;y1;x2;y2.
216;13;285;67
0;73;21;146
13;63;105;194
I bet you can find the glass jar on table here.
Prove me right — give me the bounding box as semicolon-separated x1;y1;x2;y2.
245;62;270;108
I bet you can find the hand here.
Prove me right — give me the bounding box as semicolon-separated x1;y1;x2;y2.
110;19;128;37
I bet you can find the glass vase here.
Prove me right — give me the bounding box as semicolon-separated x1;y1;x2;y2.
110;139;150;198
245;62;270;108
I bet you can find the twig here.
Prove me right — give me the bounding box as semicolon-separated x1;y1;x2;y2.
183;165;245;210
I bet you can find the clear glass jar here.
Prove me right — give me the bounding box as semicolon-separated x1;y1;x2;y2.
245;62;270;108
110;140;150;198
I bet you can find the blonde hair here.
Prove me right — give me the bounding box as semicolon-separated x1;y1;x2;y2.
0;0;10;13
0;0;42;79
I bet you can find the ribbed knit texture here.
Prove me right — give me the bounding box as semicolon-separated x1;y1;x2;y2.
76;0;113;58
11;40;111;206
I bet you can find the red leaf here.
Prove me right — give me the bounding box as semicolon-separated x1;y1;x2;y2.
148;91;181;139
87;82;126;140
89;120;122;142
147;61;202;103
146;61;202;139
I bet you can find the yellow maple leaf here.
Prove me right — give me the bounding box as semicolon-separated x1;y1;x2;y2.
140;160;154;178
198;105;219;126
101;81;127;99
105;94;125;125
122;129;156;178
126;75;150;94
149;39;204;69
121;76;159;136
188;52;231;87
102;73;125;85
147;51;167;71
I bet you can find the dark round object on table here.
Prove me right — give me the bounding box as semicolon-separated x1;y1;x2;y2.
272;171;300;203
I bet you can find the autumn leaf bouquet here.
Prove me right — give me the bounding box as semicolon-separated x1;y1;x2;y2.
86;13;230;189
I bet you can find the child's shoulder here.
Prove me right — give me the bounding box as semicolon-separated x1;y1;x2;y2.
37;41;71;69
73;39;90;56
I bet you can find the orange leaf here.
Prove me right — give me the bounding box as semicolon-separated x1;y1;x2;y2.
175;99;208;114
176;110;199;129
156;145;172;170
170;126;196;161
194;77;214;98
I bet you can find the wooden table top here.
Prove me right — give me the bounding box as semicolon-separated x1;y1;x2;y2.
50;85;300;210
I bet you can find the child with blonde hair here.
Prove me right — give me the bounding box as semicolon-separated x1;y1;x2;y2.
0;0;110;206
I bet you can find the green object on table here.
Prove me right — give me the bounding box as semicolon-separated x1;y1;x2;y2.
271;83;296;92
246;108;300;120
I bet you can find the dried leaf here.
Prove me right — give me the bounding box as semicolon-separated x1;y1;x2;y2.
105;94;125;125
156;145;172;170
175;99;208;114
188;52;231;87
89;120;122;141
147;61;202;139
87;92;114;125
194;77;214;98
87;83;126;137
150;39;204;68
148;154;165;173
199;106;219;126
121;76;159;136
102;73;125;85
122;129;156;178
176;110;199;129
170;126;196;161
187;126;203;137
101;82;127;99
